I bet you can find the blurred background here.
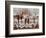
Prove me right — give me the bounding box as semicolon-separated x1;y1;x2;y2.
0;0;46;38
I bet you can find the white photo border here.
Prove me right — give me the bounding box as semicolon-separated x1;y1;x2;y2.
10;5;43;35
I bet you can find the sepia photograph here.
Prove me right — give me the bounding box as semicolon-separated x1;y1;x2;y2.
13;8;39;30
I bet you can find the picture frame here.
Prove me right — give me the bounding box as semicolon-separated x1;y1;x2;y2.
5;1;45;37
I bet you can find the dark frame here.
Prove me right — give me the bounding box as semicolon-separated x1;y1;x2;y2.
5;1;45;37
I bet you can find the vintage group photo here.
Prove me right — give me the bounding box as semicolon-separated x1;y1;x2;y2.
13;8;39;30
